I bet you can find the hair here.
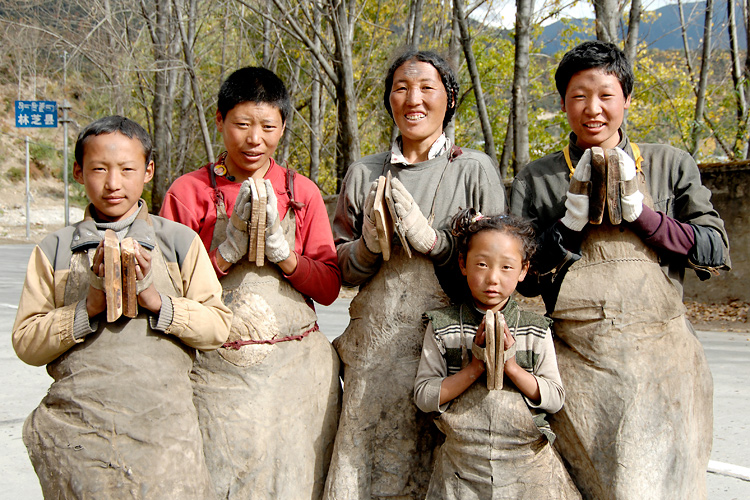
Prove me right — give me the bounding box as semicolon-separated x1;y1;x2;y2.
383;49;459;130
74;115;153;167
217;67;292;124
451;208;537;267
554;40;634;101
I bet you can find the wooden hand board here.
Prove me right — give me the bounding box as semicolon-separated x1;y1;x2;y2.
103;229;123;322
372;175;394;261
384;171;412;258
589;147;606;225
255;178;267;266
606;148;623;225
120;237;138;318
248;180;259;263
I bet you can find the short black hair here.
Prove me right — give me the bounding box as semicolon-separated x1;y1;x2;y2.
555;41;634;100
74;115;153;166
383;50;459;130
217;67;292;124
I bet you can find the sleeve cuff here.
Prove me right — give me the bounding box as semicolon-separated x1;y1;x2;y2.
73;299;97;340
149;292;174;332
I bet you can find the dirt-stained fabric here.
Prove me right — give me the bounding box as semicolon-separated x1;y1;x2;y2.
324;249;450;500
550;223;713;500
193;201;341;499
427;382;580;500
24;244;215;499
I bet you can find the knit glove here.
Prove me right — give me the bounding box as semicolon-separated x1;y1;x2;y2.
362;180;381;254
561;149;592;232
615;147;644;222
218;179;252;264
390;177;437;255
264;179;291;263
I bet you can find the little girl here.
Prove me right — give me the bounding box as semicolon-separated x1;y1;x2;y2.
414;208;581;499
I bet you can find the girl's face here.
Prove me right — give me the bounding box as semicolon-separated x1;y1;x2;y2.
459;229;528;312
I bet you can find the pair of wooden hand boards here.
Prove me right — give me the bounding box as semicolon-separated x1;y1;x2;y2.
371;171;412;261
103;230;139;322
471;310;516;390
588;147;626;225
246;178;267;266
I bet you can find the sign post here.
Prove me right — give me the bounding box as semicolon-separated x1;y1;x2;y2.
14;100;59;239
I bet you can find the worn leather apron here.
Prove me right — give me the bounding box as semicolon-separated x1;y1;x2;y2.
550;175;713;499
191;185;341;499
428;384;580;500
23;223;214;499
325;153;460;500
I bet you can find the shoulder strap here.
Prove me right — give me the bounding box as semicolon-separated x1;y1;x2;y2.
285;167;305;212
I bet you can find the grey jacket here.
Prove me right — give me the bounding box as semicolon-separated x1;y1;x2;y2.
510;131;729;311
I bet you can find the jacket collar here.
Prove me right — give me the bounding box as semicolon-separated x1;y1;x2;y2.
70;200;155;252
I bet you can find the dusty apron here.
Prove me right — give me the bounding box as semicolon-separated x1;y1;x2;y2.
549;180;713;499
23;227;214;499
191;186;341;499
428;377;581;500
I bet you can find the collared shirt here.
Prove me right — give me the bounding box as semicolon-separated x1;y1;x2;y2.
390;134;450;165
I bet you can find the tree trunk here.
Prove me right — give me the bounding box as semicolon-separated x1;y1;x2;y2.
330;0;360;191
174;0;214;165
745;0;750;157
444;14;461;143
309;3;322;184
454;0;497;165
593;0;619;43
499;108;513;179
512;0;533;173
624;0;642;65
407;0;424;50
728;0;749;159
691;0;714;157
143;0;174;214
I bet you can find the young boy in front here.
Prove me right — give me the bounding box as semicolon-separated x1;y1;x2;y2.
160;67;341;499
12;115;232;498
510;41;729;499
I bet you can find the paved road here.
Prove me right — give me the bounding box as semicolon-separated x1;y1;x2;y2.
2;244;748;498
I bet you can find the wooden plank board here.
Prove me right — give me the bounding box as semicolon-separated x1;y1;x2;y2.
120;237;138;318
248;180;259;263
255;178;267;266
485;309;496;390
103;229;122;322
372;175;393;261
384;171;412;258
606;148;623;225
589;147;606;225
494;312;506;389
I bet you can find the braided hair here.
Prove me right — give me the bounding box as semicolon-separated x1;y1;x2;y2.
451;208;537;267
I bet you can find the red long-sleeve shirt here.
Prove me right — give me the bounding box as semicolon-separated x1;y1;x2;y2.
160;159;341;306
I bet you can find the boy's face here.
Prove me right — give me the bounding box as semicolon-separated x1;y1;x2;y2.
216;101;285;181
561;68;631;150
73;132;153;222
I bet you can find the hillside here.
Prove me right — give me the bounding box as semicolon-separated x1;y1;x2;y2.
539;0;748;54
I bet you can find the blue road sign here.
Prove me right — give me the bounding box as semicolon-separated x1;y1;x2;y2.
15;100;58;128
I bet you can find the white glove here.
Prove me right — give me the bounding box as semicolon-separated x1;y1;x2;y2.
263;179;291;263
362;180;381;253
615;147;644;222
390;177;437;254
561;150;592;232
218;180;252;264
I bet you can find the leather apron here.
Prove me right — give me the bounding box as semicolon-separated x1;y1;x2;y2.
549;174;713;499
23;218;214;499
191;181;341;500
425;307;581;500
324;154;455;500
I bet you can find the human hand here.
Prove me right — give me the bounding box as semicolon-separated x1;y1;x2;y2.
389;177;437;254
263;179;291;264
614;147;644;222
134;243;161;313
218;180;252;264
501;317;515;352
86;241;107;317
362;180;381;253
561;149;592;232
